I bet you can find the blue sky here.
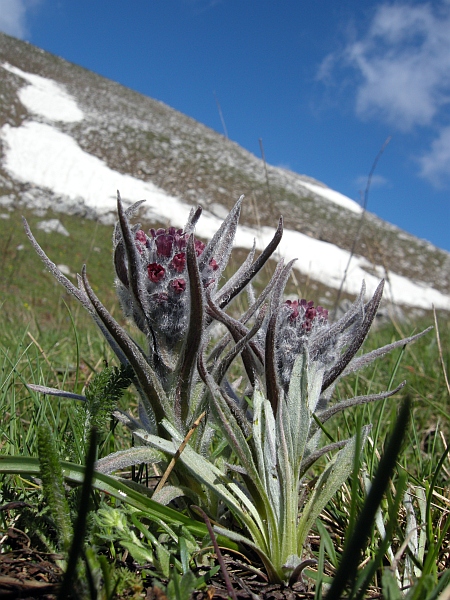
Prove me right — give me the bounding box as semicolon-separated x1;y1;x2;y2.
1;0;449;251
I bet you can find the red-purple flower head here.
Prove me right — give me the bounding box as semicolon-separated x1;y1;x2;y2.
150;227;188;257
170;252;186;273
276;298;329;391
147;263;165;283
285;299;328;331
194;239;205;257
170;278;186;294
135;229;148;254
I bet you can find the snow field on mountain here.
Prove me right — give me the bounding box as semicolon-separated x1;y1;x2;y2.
295;180;363;214
2;63;84;123
1;63;449;310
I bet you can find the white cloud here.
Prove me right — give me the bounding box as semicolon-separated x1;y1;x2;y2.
318;2;450;130
0;0;27;37
0;0;41;39
343;2;450;130
418;126;450;187
318;2;450;187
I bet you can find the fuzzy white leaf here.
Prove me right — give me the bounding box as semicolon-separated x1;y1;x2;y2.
251;389;282;547
297;426;370;549
284;353;309;469
95;447;164;474
152;485;186;506
307;358;325;413
142;421;265;543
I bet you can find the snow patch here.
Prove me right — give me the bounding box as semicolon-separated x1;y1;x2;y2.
0;116;449;310
299;180;363;214
1;121;183;217
2;62;84;123
36;218;70;236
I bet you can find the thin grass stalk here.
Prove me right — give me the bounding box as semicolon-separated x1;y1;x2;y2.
346;411;364;544
369;346;406;477
353;471;407;600
331;137;391;320
325;398;411;600
433;307;450;396
314;536;326;600
193;505;238;600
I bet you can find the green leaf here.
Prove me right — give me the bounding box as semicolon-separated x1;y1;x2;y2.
174;234;204;426
325;399;411;600
381;569;404;600
84;364;133;432
315;519;338;568
167;569;199;600
0;455;222;542
37;422;72;552
121;538;155;565
81;266;172;425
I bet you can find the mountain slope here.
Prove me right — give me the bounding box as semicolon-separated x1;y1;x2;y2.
0;32;449;310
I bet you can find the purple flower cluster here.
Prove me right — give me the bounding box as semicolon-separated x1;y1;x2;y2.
277;298;329;390
115;223;220;351
284;299;329;329
135;227;218;293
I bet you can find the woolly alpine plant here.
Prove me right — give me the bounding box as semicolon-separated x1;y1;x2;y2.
23;192;430;584
23;192;283;441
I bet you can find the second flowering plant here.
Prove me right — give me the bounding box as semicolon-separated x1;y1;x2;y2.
24;192;429;584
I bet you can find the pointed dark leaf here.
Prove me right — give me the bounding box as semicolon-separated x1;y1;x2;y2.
321;280;385;392
81;266;170;425
184;206;203;234
175;234;205;425
23;217;129;365
342;328;433;377
112;409;142;432
265;312;280;415
216;217;284;309
309;283;366;359
206;289;264;363
113;198;147;244
116;192;152;336
114;241;129;287
240;259;285;325
23;217;91;311
269;258;296;310
300;439;349;476
217;241;256;300
317;382;406;425
76;273;129;366
206;289;263;385
211;305;267;387
206;259;285;365
27;384;86;401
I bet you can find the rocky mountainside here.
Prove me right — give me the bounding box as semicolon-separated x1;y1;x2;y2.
0;32;449;311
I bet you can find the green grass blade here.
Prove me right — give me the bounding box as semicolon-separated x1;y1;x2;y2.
0;455;226;543
325;398;411;600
